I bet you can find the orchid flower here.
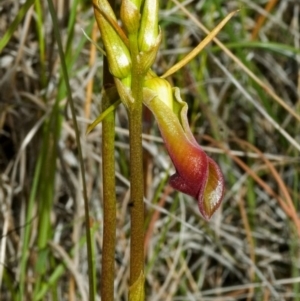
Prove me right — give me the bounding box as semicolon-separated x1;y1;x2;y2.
143;77;224;220
92;0;229;297
93;0;226;220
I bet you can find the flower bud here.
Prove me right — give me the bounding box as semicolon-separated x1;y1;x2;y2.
138;0;159;52
93;0;132;79
121;0;140;34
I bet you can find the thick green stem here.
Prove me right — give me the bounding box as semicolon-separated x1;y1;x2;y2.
128;37;145;285
101;58;117;300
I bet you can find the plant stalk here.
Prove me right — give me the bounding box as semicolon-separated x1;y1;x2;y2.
101;57;117;300
128;102;145;285
128;37;145;285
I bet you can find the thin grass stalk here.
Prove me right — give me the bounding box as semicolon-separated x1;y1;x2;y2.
0;0;35;52
33;116;58;299
34;0;46;89
18;155;42;301
101;57;117;300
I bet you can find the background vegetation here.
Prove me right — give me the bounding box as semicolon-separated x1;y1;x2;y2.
0;0;299;300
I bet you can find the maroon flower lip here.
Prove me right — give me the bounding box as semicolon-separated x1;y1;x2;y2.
143;78;224;220
168;142;224;221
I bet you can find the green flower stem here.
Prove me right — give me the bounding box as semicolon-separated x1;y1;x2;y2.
128;37;145;286
101;57;117;300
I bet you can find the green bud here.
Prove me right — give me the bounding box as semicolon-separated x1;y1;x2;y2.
121;0;140;34
138;0;159;52
93;0;132;79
